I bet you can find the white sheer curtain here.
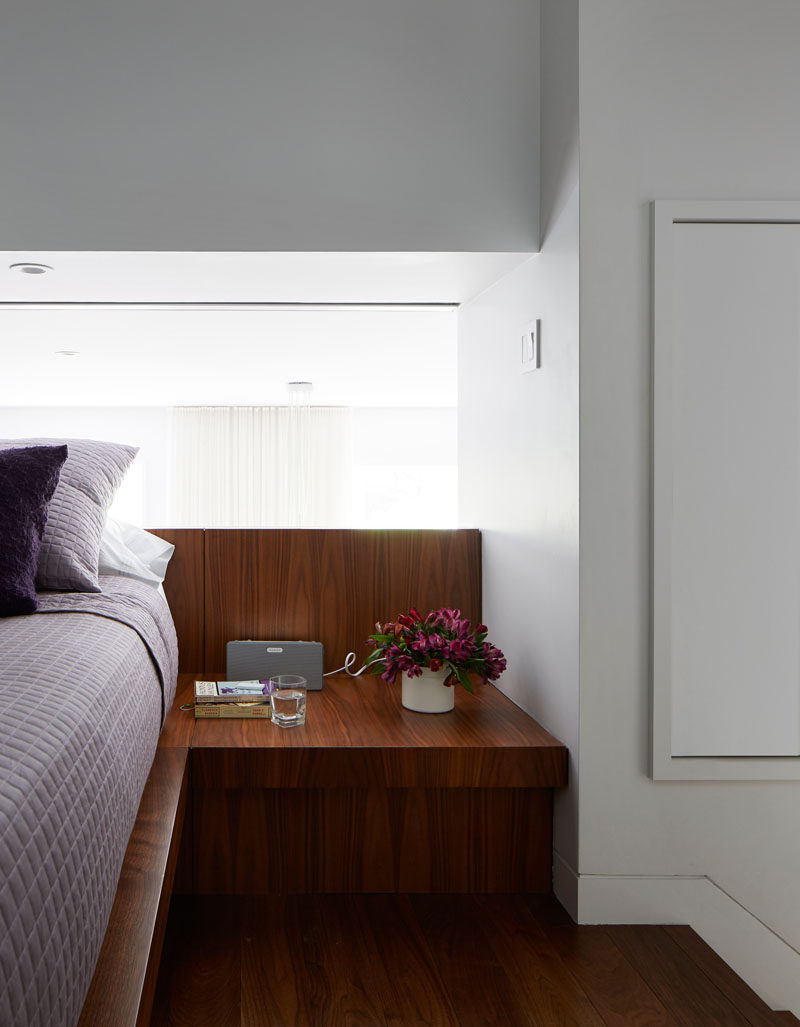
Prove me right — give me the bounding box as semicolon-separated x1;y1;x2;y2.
169;406;353;527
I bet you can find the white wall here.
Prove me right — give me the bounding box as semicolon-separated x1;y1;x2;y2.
351;408;458;528
1;0;539;252
577;0;800;1008
0;407;172;526
0;405;458;529
459;0;580;868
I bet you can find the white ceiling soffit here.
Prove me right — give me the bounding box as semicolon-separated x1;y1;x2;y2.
0;252;531;305
0;306;458;407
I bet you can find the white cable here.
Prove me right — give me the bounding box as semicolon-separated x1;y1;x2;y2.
324;652;382;677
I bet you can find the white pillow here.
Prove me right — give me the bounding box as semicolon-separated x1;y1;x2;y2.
99;518;175;590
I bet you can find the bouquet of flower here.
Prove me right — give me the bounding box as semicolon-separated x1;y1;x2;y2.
366;606;506;693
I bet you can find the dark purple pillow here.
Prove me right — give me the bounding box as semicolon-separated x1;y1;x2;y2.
0;445;68;617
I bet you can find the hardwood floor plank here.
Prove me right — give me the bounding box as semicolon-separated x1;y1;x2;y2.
362;894;460;1026
153;895;787;1027
664;924;785;1027
475;895;606;1026
409;894;536;1026
150;895;241;1027
241;896;311;1027
607;925;754;1027
521;893;576;928
537;920;681;1026
292;894;392;1026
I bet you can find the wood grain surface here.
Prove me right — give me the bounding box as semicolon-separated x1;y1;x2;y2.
191;674;567;788
153;894;795;1027
606;925;756;1026
157;676;195;894
541;919;681;1026
664;925;786;1027
151;896;241;1027
192;786;552;894
158;674;195;750
185;671;564;894
409;894;541;1024
202;529;481;675
149;528;205;674
474;894;607;1025
151;528;481;676
77;747;188;1027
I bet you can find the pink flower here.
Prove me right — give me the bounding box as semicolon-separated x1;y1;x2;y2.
482;642;507;682
366;607;506;690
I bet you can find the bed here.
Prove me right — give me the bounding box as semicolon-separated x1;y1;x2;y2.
0;439;179;1027
0;577;178;1027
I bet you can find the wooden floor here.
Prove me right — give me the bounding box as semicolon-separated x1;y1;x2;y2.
151;894;797;1026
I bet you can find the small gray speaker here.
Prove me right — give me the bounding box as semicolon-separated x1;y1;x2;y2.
226;640;324;690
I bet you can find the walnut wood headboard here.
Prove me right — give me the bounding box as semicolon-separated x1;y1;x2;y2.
150;529;481;676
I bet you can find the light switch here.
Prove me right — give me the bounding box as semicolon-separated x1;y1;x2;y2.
521;318;541;373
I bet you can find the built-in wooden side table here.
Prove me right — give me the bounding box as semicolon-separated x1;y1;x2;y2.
182;673;567;894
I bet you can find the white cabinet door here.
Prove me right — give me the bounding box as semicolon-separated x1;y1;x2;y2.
665;221;800;757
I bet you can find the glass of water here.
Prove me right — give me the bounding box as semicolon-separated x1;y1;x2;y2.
269;675;307;728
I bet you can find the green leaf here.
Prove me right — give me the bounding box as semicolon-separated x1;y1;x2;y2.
455;667;475;694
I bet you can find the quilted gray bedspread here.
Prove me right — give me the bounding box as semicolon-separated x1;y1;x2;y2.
0;576;178;1027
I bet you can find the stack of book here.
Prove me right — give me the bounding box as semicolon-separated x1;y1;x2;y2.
194;679;274;719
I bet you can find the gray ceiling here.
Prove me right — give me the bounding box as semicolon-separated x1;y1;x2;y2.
1;0;540;253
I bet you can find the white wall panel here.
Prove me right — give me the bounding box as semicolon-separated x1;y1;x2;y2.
665;221;800;757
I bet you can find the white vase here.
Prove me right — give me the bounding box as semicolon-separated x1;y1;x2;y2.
401;667;455;713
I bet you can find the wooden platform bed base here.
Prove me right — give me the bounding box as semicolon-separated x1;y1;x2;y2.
77;744;189;1027
77;529;567;1026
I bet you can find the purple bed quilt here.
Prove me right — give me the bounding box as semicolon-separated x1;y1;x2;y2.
0;576;178;1027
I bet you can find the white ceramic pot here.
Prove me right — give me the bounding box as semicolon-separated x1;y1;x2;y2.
401;667;455;713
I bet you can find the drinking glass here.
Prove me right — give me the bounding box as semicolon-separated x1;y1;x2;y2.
269;675;307;727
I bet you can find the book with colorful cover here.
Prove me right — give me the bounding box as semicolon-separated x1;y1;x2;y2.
194;679;274;719
194;680;274;703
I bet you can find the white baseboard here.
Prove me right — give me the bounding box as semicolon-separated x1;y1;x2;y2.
553;863;800;1016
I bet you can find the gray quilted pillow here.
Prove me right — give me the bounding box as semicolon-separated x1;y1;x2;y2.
0;438;138;592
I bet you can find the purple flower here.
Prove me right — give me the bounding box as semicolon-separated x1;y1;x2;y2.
482;643;507;682
367;606;506;690
442;638;475;661
409;631;429;653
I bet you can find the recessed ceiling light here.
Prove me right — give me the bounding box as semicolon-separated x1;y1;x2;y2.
54;350;80;357
9;262;53;275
